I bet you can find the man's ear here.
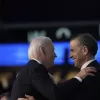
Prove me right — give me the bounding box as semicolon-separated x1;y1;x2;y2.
82;46;88;55
39;46;46;56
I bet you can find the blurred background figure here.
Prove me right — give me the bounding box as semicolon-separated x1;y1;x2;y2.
0;0;100;99
0;92;10;100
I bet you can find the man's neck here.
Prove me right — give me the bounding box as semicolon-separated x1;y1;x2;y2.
80;56;95;70
84;56;94;64
81;59;95;70
30;57;48;69
79;56;95;69
30;58;42;64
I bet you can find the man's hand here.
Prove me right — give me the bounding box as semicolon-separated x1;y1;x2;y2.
76;67;96;80
17;95;35;100
18;98;27;100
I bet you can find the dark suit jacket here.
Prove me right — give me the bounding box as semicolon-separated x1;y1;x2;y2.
67;60;100;100
10;60;81;100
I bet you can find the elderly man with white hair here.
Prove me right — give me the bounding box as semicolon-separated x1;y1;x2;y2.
10;36;96;100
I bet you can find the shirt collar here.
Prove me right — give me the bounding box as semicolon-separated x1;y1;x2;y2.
81;59;95;70
30;58;56;84
30;58;42;64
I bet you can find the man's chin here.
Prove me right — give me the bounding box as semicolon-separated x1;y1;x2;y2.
74;64;80;69
74;63;77;67
48;64;54;68
76;66;81;69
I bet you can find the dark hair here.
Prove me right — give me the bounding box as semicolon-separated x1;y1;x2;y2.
70;33;98;56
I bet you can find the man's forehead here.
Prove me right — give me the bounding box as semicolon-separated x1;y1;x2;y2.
70;39;80;46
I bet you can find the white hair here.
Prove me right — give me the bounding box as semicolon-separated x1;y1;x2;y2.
28;36;52;59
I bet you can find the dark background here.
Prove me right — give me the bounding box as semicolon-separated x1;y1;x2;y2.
0;0;100;97
1;0;100;22
1;0;100;42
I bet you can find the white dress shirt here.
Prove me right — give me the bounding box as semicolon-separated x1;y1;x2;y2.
31;58;42;64
81;59;95;70
74;59;95;82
